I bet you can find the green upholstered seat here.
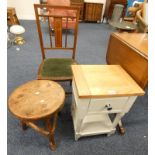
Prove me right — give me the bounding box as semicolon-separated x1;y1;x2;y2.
41;58;76;78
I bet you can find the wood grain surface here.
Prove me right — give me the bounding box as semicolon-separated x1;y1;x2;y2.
113;32;148;58
106;32;148;89
84;3;103;21
72;65;144;98
8;80;65;120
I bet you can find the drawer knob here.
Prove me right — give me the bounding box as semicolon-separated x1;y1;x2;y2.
105;104;112;111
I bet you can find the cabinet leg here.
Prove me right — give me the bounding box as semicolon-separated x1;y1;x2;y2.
107;130;115;137
112;113;125;135
75;134;80;141
118;121;125;135
107;133;112;137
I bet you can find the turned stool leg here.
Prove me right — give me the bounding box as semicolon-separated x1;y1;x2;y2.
46;113;58;151
21;120;28;130
49;134;56;150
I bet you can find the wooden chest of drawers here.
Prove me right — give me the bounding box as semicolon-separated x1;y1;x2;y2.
84;2;103;22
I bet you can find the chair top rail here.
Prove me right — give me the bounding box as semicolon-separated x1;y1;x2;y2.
34;3;80;60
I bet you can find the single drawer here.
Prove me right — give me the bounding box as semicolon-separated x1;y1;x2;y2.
88;97;129;113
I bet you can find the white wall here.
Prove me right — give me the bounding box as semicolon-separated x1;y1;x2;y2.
7;0;107;20
7;0;40;20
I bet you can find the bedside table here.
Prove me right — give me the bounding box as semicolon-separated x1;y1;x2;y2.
71;65;144;140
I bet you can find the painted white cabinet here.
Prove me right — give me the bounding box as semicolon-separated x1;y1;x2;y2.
71;65;144;140
71;79;137;140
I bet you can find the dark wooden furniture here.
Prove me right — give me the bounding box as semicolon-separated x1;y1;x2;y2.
71;0;84;20
84;2;103;22
8;80;65;150
106;32;148;89
7;7;20;26
104;0;127;21
41;0;84;21
34;4;80;93
47;0;79;29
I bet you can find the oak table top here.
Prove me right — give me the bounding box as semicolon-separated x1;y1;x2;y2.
71;65;144;98
8;80;65;120
113;32;148;59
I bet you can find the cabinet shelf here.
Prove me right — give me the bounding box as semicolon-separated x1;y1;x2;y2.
78;114;115;136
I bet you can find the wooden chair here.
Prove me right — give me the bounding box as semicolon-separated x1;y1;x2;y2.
34;4;80;93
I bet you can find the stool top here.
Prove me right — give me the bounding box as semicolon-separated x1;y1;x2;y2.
10;25;25;34
8;80;65;120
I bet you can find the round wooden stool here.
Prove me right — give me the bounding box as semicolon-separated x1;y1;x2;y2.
8;80;65;150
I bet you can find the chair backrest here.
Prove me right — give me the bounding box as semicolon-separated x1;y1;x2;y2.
34;4;80;60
